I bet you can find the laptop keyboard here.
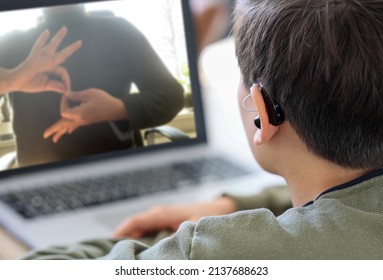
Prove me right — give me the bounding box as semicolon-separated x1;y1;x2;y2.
0;157;250;219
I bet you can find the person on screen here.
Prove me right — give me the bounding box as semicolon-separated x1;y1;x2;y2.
24;0;383;259
0;27;81;97
0;4;184;167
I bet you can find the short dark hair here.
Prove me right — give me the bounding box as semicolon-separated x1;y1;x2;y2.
234;0;383;169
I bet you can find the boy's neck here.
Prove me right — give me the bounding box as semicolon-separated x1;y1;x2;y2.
285;163;368;207
275;124;368;207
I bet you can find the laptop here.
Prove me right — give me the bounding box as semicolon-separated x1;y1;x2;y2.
0;0;283;250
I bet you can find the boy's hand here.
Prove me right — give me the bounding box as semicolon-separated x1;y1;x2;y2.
113;197;237;238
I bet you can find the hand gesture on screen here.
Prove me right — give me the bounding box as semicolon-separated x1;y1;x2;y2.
6;26;82;94
113;197;237;238
43;88;127;143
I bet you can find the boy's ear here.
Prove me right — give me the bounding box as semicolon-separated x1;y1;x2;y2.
250;85;279;145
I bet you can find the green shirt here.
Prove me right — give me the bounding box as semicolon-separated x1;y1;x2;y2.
23;170;383;259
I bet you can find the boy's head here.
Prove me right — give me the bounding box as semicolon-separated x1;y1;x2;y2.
234;0;383;171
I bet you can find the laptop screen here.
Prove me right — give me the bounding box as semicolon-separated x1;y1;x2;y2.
0;0;205;176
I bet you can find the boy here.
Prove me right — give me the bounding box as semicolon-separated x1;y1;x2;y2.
25;0;383;259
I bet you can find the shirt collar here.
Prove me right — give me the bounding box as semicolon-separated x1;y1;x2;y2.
303;169;383;207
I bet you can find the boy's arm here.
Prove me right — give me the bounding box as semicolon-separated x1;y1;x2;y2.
22;223;197;260
21;187;292;260
113;185;291;239
22;239;123;260
225;185;292;216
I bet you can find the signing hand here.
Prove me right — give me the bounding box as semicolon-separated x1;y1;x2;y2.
113;197;238;238
7;26;82;93
43;88;128;143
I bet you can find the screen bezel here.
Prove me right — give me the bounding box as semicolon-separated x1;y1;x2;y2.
0;0;207;179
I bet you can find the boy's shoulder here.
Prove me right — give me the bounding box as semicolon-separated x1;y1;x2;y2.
191;174;383;259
